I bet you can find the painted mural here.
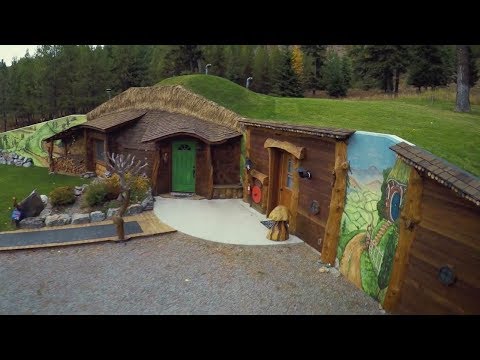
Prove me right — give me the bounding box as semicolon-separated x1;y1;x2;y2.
337;131;411;304
0;115;86;166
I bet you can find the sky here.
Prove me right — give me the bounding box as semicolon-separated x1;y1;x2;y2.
0;45;38;66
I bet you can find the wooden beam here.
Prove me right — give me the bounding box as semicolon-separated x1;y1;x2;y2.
289;157;300;233
83;128;90;171
266;148;279;215
206;143;213;199
321;141;348;265
264;138;305;160
383;166;423;312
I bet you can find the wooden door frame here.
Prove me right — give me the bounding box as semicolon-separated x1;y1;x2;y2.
264;138;305;234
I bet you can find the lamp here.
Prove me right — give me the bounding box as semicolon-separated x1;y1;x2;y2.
106;88;112;100
246;77;253;89
297;167;312;179
245;158;253;171
205;64;212;75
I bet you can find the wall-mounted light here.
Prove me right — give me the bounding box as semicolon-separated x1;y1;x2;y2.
245;158;253;171
297;167;312;179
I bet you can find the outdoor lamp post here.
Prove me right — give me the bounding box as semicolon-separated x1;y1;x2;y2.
106;88;112;100
246;77;253;89
205;64;212;75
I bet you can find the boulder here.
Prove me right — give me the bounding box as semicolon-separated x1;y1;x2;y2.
82;184;89;191
0;158;6;165
141;196;154;211
90;211;106;222
22;162;33;167
17;190;45;218
40;195;48;206
71;213;90;225
45;214;71;227
19;217;45;229
106;208;120;219
126;204;143;216
37;207;52;220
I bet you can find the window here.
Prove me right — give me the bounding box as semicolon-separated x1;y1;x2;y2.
285;158;293;189
95;139;105;162
178;144;192;151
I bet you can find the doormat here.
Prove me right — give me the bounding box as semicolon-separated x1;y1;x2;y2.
170;192;194;198
260;220;275;229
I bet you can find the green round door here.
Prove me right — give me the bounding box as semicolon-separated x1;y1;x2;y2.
172;141;196;192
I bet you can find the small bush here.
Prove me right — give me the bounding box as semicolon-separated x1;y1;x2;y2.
126;173;151;203
49;186;76;206
103;175;122;201
82;182;108;207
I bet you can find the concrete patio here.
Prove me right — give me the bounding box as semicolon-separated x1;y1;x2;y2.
153;197;303;246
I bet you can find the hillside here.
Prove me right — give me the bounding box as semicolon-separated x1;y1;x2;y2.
158;75;480;176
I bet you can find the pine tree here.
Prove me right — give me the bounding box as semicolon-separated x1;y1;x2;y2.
408;45;453;91
225;45;243;85
272;48;304;97
252;46;271;94
323;51;351;97
301;45;327;94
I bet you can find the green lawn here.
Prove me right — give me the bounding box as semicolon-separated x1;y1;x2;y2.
159;75;480;176
0;166;87;232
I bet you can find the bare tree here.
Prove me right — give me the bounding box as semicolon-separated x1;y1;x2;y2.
106;152;148;241
455;45;471;112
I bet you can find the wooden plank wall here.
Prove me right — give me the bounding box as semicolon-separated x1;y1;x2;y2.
395;178;480;314
212;138;241;185
248;128;336;251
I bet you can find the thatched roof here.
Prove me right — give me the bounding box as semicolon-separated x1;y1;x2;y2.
86;85;244;132
82;110;146;132
141;110;241;144
391;142;480;206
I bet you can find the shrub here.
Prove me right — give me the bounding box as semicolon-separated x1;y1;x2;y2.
49;186;76;206
82;182;108;207
126;173;151;203
103;175;122;201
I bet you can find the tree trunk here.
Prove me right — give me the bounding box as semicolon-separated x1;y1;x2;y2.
394;69;400;96
455;45;471;112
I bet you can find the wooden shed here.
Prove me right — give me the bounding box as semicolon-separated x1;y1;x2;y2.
43;85;244;199
239;119;355;253
383;142;480;314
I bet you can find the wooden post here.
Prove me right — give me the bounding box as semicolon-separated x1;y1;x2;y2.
83;128;89;171
151;144;161;196
321;141;348;265
243;129;251;203
206;143;213;199
383;166;423;312
266;148;279;216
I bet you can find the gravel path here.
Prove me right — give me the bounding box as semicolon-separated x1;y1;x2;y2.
0;232;383;314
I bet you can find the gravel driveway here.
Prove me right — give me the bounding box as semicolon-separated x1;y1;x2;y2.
0;232;383;314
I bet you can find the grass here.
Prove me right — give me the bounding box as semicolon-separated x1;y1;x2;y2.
0;166;88;232
159;75;480;176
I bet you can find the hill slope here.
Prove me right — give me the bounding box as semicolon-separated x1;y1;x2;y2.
158;75;480;176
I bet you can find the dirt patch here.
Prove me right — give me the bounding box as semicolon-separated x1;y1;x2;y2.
340;232;366;289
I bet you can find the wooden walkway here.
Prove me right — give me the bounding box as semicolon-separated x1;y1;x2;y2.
0;211;176;251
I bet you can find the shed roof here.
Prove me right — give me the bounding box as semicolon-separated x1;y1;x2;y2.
239;119;355;140
141;110;242;144
82;109;147;132
391;142;480;206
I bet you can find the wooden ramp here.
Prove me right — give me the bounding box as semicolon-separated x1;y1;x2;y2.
0;211;176;251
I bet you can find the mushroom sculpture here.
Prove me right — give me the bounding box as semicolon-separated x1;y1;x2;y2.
266;205;290;241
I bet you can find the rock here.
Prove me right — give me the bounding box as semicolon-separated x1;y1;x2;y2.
334;258;340;269
319;266;330;273
82;184;89;191
104;170;112;178
141;195;154;211
25;158;33;163
40;195;48;206
19;217;45;229
71;213;90;224
107;208;120;219
74;189;82;196
330;268;341;277
22;162;33;167
15;161;23;166
126;204;143;216
82;171;96;179
18;190;45;218
90;211;106;222
37;207;52;220
0;159;6;165
12;153;18;159
45;214;71;227
18;156;24;161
